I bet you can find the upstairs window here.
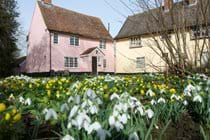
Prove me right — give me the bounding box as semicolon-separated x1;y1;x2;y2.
99;40;106;49
184;0;197;6
136;57;145;68
64;57;78;68
70;35;79;46
53;33;58;44
130;37;142;48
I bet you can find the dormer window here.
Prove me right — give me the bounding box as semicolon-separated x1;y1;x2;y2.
130;37;142;48
184;0;197;6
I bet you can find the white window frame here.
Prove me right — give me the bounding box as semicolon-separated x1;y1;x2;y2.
190;28;210;40
70;35;79;46
99;40;106;49
64;57;78;68
136;57;145;68
53;33;58;44
130;37;142;48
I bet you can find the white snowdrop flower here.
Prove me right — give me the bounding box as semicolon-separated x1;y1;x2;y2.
151;99;157;105
68;96;74;103
96;97;103;104
62;134;75;140
128;132;139;140
69;105;79;119
87;122;102;134
171;94;178;100
183;100;188;106
86;89;97;99
193;95;202;103
207;79;210;85
89;105;98;114
96;128;111;140
196;85;202;91
25;98;32;106
110;93;120;100
67;122;72;129
184;84;196;96
19;96;25;103
146;89;155;97
135;106;144;116
113;110;120;117
61;103;69;112
109;115;115;126
44;108;58;121
115;121;124;132
145;109;154;119
76;112;91;130
157;97;166;104
75;95;81;104
119;114;128;124
160;89;166;94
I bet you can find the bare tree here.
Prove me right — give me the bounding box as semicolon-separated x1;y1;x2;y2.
131;0;210;75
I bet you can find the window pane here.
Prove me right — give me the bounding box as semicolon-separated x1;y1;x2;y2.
103;59;106;68
136;57;145;68
70;36;74;45
54;33;58;44
75;37;79;46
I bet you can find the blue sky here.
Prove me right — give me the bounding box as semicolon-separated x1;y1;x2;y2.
17;0;137;55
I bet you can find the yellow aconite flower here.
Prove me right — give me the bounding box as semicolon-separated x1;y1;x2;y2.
47;90;51;97
140;90;145;96
5;113;11;121
103;85;108;90
12;108;17;115
170;88;176;94
0;103;6;112
13;113;21;122
29;84;32;89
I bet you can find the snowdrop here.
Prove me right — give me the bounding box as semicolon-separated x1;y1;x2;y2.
61;103;69;112
183;100;188;106
43;108;58;121
170;94;181;101
157;97;166;104
184;84;196;96
145;109;154;119
69;105;79;119
87;122;101;134
62;135;75;140
129;132;139;140
135;106;145;116
86;89;97;100
193;95;202;103
25;98;32;106
19;96;25;103
151;99;157;105
110;93;120;100
146;89;155;97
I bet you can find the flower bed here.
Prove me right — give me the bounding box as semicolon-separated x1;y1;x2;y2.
0;74;210;139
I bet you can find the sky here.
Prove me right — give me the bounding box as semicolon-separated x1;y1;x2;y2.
17;0;137;56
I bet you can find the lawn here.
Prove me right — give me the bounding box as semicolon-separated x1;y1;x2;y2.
0;74;210;140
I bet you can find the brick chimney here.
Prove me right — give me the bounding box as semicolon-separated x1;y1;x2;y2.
42;0;52;4
164;0;173;11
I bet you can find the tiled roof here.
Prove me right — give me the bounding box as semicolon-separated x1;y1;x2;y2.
115;0;210;39
38;1;113;41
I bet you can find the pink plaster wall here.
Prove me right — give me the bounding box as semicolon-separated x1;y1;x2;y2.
51;34;114;73
26;2;114;73
26;3;50;73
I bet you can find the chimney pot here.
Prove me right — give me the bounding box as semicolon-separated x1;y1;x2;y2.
42;0;52;4
164;0;173;11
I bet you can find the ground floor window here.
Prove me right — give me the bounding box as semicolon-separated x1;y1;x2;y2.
64;57;78;68
136;57;145;68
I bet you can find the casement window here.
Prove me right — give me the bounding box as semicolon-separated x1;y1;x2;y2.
130;37;142;48
136;57;145;68
201;51;209;64
190;28;210;39
103;59;107;68
64;57;78;68
53;33;58;44
70;35;79;46
99;40;106;49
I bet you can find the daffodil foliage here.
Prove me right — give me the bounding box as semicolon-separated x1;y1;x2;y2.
0;74;210;139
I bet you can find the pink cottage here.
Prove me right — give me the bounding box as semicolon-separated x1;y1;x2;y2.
26;0;114;74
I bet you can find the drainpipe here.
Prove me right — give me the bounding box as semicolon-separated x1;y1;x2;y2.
49;31;52;73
